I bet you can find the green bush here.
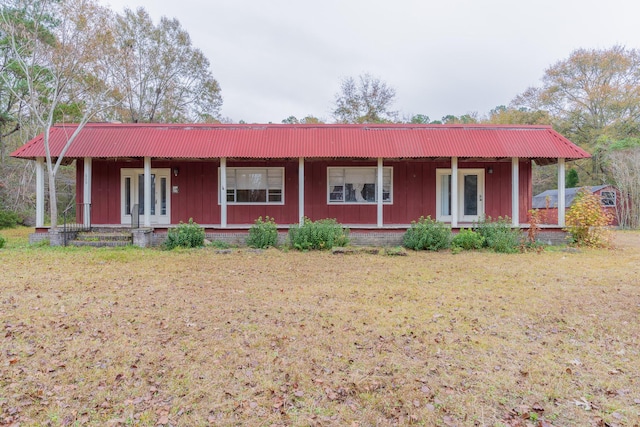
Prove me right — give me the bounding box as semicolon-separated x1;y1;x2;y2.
0;210;21;229
474;216;522;253
247;216;279;248
288;218;349;250
452;228;484;250
0;235;6;249
403;216;451;251
164;218;205;249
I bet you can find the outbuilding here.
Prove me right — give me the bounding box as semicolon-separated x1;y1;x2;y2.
533;185;620;226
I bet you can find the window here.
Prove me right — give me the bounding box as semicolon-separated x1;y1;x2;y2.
601;190;616;206
221;167;284;204
328;167;392;203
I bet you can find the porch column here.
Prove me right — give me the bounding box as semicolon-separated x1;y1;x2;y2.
36;157;45;227
83;157;92;228
377;158;383;227
143;156;151;227
451;157;458;228
298;157;304;225
511;157;519;227
220;157;227;228
558;158;566;227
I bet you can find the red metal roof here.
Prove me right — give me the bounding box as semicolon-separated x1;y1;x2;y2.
11;123;591;163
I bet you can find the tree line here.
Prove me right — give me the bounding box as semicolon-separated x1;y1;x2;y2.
1;0;222;226
311;48;640;227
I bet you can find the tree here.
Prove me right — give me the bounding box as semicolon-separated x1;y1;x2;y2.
512;46;640;183
487;105;551;125
0;27;25;162
332;73;397;123
606;138;640;228
281;115;324;124
408;114;430;124
300;115;323;124
1;1;56;162
565;168;579;188
1;0;118;228
110;8;222;123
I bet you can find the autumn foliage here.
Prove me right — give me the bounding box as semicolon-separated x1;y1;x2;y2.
564;188;614;247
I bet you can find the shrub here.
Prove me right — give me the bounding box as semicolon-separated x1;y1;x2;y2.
164;218;205;249
565;188;613;247
403;216;451;251
247;216;278;248
289;218;349;250
451;228;484;250
0;235;6;249
0;210;21;229
474;216;522;253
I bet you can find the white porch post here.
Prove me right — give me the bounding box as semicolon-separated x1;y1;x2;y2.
558;158;566;227
83;157;92;228
377;158;383;227
511;157;519;227
143;156;151;227
36;157;45;227
451;157;458;228
298;157;304;225
220;157;227;228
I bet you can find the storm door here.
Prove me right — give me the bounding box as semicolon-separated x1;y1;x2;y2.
458;169;484;222
436;168;485;223
121;169;170;225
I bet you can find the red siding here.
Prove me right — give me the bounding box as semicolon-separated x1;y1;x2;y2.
171;161;219;224
88;158;532;226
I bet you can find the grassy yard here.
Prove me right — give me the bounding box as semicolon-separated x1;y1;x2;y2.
1;228;639;426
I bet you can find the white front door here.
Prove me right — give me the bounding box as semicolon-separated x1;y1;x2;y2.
436;168;485;223
458;169;484;222
121;169;171;225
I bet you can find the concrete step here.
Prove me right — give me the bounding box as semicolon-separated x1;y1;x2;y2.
76;232;133;242
69;240;132;247
89;227;135;233
69;231;133;247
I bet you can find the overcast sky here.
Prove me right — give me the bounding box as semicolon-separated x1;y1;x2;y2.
102;0;640;124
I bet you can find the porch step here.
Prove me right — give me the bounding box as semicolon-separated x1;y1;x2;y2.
70;231;133;247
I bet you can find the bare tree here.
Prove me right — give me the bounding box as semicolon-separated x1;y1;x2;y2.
1;0;118;228
608;147;640;229
111;8;222;123
332;73;397;123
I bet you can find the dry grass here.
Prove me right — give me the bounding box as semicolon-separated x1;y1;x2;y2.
1;228;640;426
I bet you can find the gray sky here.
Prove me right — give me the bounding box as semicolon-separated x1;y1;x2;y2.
103;0;640;124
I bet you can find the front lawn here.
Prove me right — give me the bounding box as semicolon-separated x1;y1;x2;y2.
1;231;639;426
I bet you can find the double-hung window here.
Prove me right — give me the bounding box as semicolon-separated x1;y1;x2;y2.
601;190;616;207
222;167;284;204
328;167;392;204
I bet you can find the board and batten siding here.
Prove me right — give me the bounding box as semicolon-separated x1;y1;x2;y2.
78;158;532;226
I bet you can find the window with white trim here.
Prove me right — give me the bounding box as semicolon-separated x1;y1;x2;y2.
327;167;392;203
436;170;452;219
601;190;616;206
221;167;284;204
